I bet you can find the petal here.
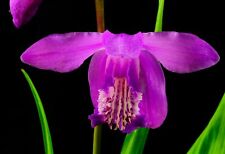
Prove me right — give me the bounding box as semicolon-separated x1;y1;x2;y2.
88;114;105;128
123;116;145;133
139;50;167;128
103;30;143;58
143;32;220;73
88;50;108;128
88;50;108;108
88;53;137;108
10;0;42;28
21;32;104;73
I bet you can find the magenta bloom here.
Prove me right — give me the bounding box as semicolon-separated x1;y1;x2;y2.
21;30;219;133
10;0;42;28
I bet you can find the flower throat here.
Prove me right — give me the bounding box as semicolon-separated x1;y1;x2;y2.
98;77;142;131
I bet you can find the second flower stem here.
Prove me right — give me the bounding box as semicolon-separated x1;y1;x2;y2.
95;0;105;32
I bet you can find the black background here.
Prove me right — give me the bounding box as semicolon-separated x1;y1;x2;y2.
2;0;225;153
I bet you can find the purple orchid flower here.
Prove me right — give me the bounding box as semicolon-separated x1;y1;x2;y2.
10;0;42;28
21;30;219;133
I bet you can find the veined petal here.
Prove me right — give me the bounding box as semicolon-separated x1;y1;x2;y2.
88;53;139;108
139;50;167;128
143;32;220;73
88;50;108;128
88;50;108;108
21;32;104;73
10;0;42;28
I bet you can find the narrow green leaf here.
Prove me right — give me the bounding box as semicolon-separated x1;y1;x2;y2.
188;92;225;154
121;128;149;154
21;69;54;154
121;0;165;153
155;0;164;32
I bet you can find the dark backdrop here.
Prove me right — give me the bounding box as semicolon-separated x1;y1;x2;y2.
1;0;224;153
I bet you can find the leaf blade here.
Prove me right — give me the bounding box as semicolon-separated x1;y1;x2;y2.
188;92;225;154
121;128;149;154
21;69;54;154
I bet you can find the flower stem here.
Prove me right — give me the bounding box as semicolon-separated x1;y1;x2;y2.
95;0;105;32
93;125;102;154
154;0;164;32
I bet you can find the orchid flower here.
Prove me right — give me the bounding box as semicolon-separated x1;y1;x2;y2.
20;30;219;133
10;0;42;28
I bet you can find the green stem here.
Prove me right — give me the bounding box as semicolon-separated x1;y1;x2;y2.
154;0;164;32
95;0;105;32
93;125;102;154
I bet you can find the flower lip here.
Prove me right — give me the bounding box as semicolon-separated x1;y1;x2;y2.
103;30;143;58
97;77;142;131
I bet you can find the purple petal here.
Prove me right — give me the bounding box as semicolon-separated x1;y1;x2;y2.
10;0;42;28
88;114;105;127
139;50;167;128
103;30;143;58
88;50;108;108
88;52;137;108
143;32;220;73
21;32;104;73
122;116;145;133
88;50;108;128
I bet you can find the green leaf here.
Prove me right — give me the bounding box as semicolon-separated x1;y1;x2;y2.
188;92;225;154
21;69;54;154
121;128;149;154
155;0;164;32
